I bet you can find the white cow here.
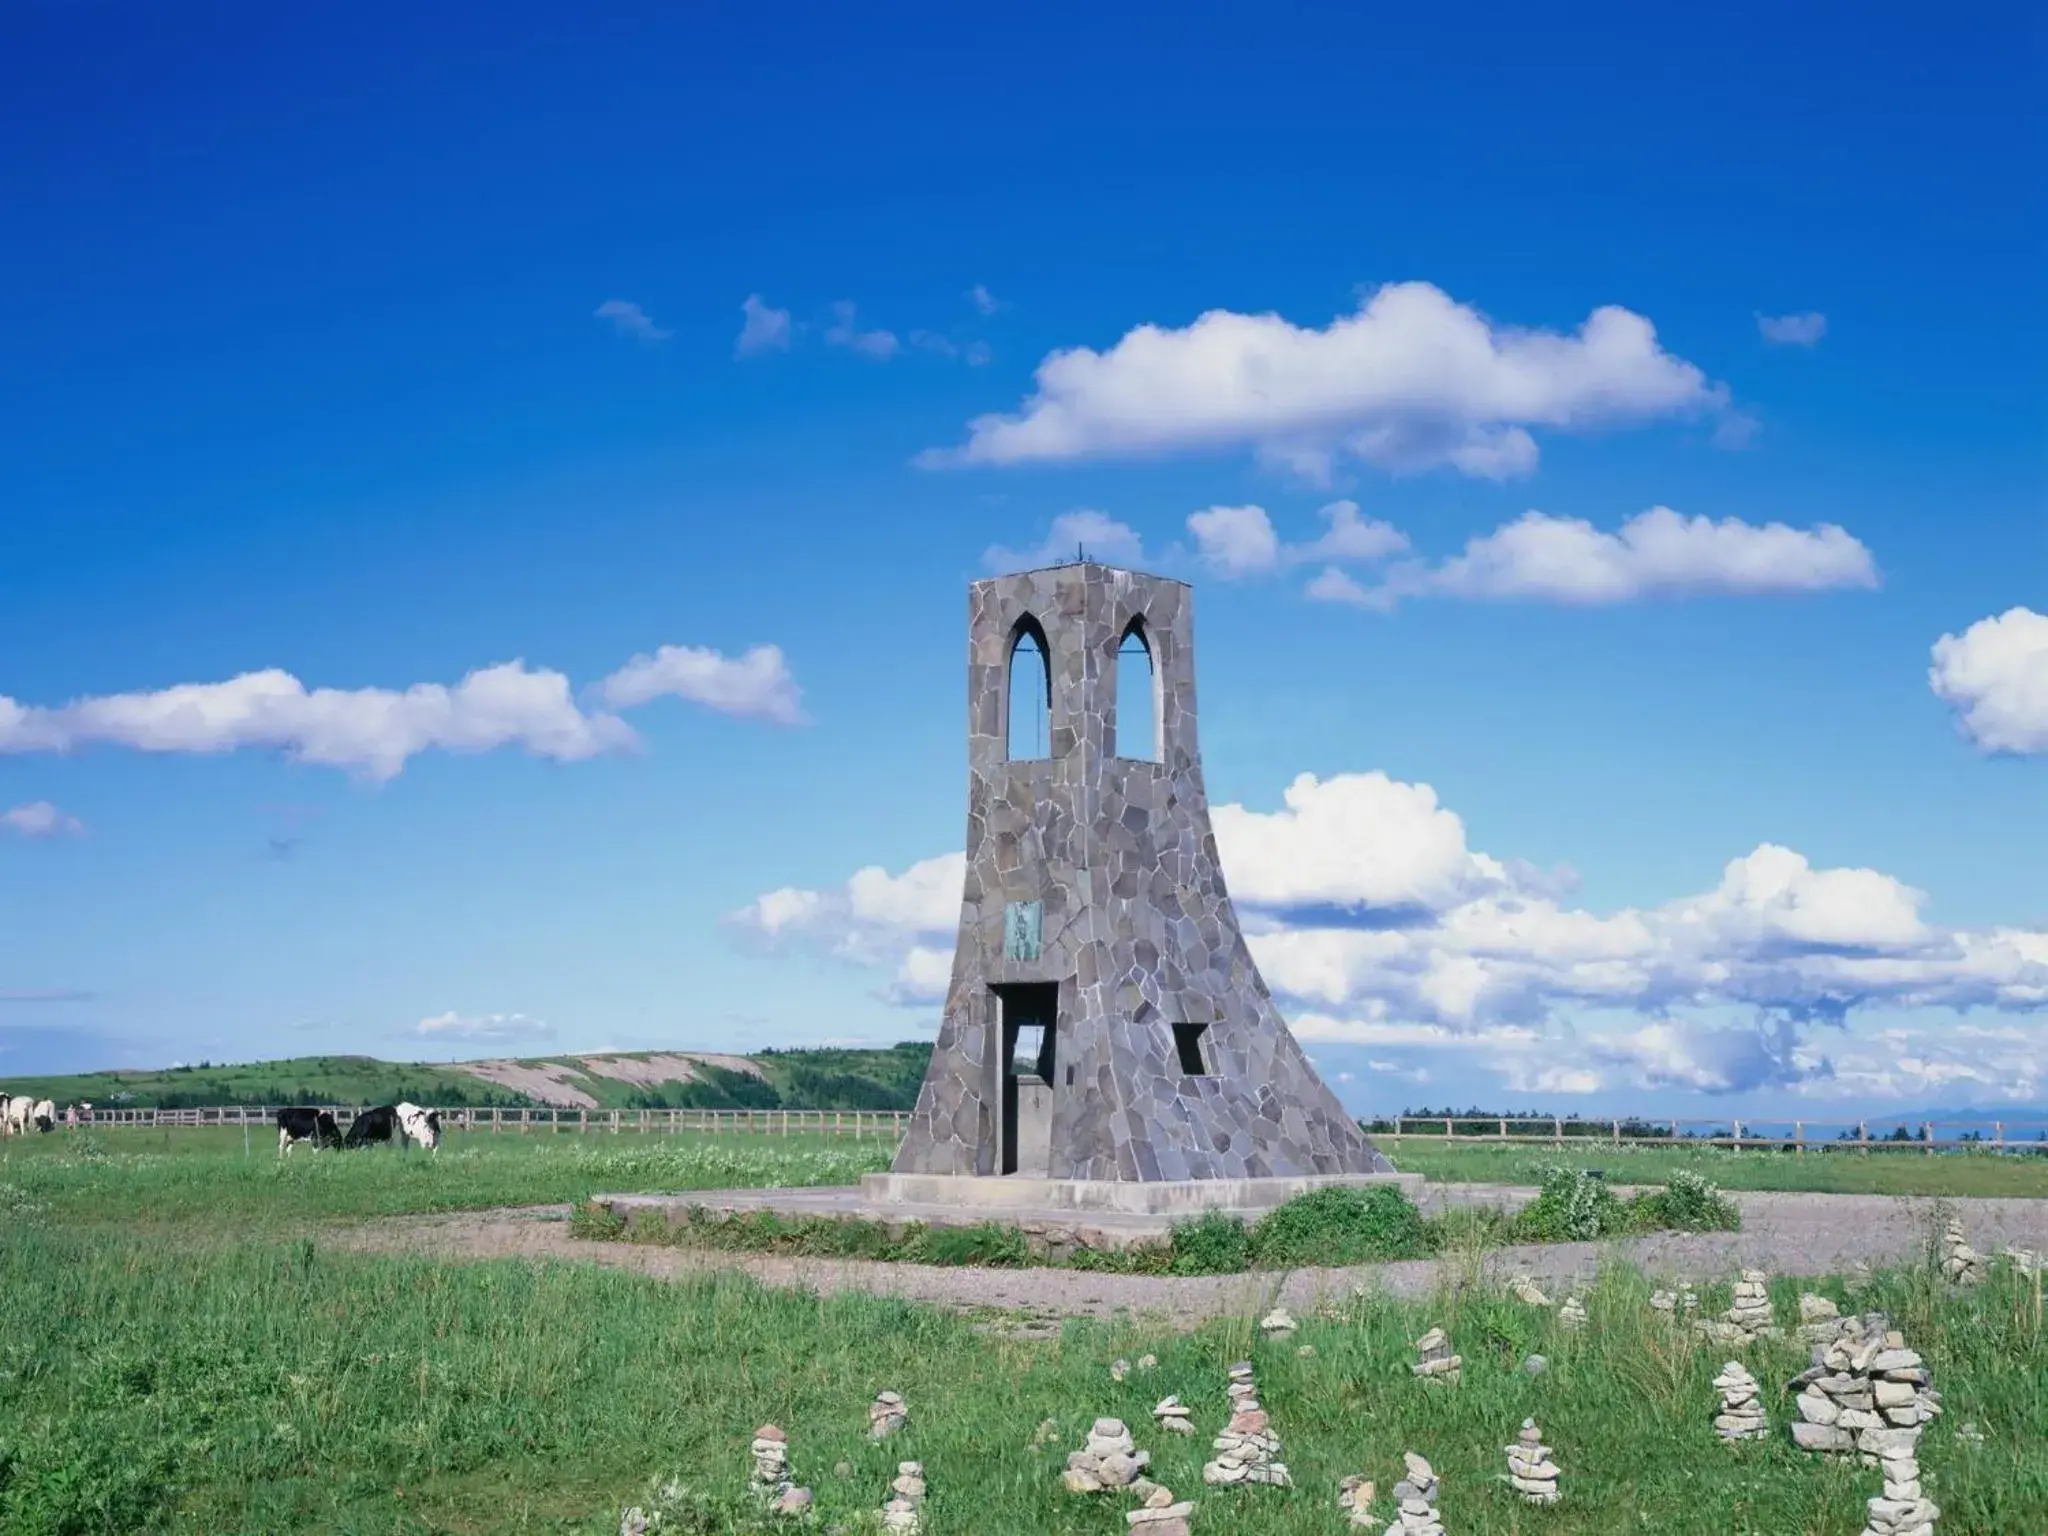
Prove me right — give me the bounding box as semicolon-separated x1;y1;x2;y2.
31;1099;55;1133
3;1096;32;1136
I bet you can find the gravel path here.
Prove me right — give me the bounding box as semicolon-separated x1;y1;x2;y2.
338;1190;2048;1327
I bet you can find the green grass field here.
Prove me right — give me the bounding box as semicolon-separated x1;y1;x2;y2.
1383;1138;2048;1197
1;1131;2043;1533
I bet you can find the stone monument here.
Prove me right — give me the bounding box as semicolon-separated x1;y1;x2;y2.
868;561;1397;1215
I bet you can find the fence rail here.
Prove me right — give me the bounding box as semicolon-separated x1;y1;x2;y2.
62;1105;910;1139
37;1106;2046;1153
1366;1115;2048;1155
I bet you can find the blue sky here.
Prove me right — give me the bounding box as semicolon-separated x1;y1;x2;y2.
2;1;2043;1117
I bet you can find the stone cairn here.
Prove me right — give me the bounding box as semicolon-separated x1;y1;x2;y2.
1125;1483;1196;1536
1063;1417;1151;1493
1508;1271;1552;1307
1504;1418;1561;1504
1153;1395;1197;1436
1380;1452;1445;1536
746;1424;815;1514
1202;1364;1289;1487
1695;1270;1779;1346
1787;1313;1942;1459
1337;1476;1376;1528
1939;1219;1988;1286
1259;1306;1298;1340
1224;1360;1260;1416
881;1460;925;1533
1648;1286;1699;1319
1712;1362;1769;1441
1856;1442;1937;1536
1558;1293;1589;1332
869;1390;908;1440
1796;1292;1844;1346
1411;1327;1462;1385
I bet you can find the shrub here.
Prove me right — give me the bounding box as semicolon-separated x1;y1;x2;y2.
1631;1169;1741;1232
1512;1164;1629;1242
1249;1185;1434;1266
1167;1211;1253;1274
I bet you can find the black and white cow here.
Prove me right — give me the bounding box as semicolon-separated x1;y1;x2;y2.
344;1102;440;1152
32;1099;55;1133
275;1107;343;1153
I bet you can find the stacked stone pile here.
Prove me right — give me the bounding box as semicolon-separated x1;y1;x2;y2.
2003;1245;2040;1276
1063;1418;1151;1493
1380;1452;1445;1536
749;1424;791;1495
1649;1285;1700;1318
881;1461;925;1533
1939;1220;1987;1286
1796;1293;1843;1345
1787;1314;1942;1457
1712;1362;1769;1441
1504;1419;1560;1504
1508;1272;1551;1307
1557;1294;1588;1331
1225;1361;1260;1415
1856;1443;1937;1536
1125;1484;1195;1535
1337;1475;1376;1527
1696;1270;1779;1345
1259;1306;1298;1339
1411;1327;1462;1385
1202;1405;1290;1486
869;1390;909;1439
1153;1396;1196;1435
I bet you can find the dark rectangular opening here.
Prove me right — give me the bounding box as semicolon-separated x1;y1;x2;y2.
1172;1022;1212;1076
994;982;1059;1175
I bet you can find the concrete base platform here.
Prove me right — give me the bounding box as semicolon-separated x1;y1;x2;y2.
595;1170;1429;1254
861;1170;1426;1215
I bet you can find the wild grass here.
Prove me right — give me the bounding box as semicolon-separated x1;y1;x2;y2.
0;1222;2041;1534
1386;1138;2048;1197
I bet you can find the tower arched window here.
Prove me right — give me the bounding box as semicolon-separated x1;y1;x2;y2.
1115;618;1160;761
1006;616;1052;760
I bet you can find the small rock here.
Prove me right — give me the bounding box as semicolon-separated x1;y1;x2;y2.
1521;1354;1548;1376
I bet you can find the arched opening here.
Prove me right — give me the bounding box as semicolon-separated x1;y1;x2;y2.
1114;618;1159;761
1006;616;1051;760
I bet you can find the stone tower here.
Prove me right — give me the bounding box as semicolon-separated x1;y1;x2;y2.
890;561;1390;1186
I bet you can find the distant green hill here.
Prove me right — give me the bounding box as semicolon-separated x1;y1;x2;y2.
0;1043;934;1113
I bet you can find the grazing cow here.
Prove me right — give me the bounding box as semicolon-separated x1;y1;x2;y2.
342;1103;399;1148
395;1101;441;1152
3;1096;32;1136
0;1094;10;1134
31;1100;55;1133
275;1107;343;1153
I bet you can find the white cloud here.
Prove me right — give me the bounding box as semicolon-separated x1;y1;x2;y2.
1757;311;1827;347
0;643;803;781
735;294;793;357
599;644;805;725
749;769;2048;1099
1;801;83;838
968;284;1001;315
595;299;672;343
1929;607;2048;755
921;281;1725;478
984;510;1146;574
910;331;992;366
1190;500;1408;578
413;1010;554;1042
825;301;900;360
1315;507;1879;609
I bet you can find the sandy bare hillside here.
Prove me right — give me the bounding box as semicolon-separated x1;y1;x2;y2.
450;1052;768;1107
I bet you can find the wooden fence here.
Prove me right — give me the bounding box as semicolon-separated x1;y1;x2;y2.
1367;1115;2047;1155
75;1105;910;1139
53;1106;2046;1154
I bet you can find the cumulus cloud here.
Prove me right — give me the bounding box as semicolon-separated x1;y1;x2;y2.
735;294;793;357
825;301;900;360
921;281;1725;479
1309;507;1879;609
595;300;672;343
745;769;2048;1099
2;801;83;838
1189;500;1408;577
1929;607;2048;755
968;284;1002;315
599;644;805;725
0;642;803;781
984;510;1146;574
413;1010;554;1041
1757;311;1827;346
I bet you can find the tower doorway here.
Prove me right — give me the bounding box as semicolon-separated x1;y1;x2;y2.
996;982;1058;1176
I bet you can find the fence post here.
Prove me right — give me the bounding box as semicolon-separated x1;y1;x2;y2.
1444;1116;1453;1140
1924;1121;1934;1156
1858;1120;1868;1156
1795;1120;1804;1156
1732;1119;1743;1153
1611;1118;1620;1147
1995;1121;2005;1151
1553;1115;1562;1149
